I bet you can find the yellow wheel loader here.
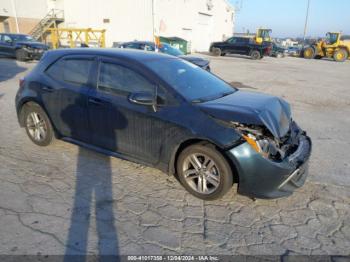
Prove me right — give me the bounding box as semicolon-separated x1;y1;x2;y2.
303;32;350;62
254;28;272;44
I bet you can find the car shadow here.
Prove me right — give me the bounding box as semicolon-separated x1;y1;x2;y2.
62;94;127;260
0;58;27;82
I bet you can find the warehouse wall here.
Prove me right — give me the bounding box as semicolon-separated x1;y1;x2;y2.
62;0;154;46
62;0;234;51
154;0;234;52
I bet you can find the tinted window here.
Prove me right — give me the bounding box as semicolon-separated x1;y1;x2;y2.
145;58;236;102
227;37;236;43
236;37;249;44
98;62;155;95
1;34;12;43
124;43;141;49
64;59;92;85
159;43;183;56
11;34;35;42
139;43;155;51
46;58;93;85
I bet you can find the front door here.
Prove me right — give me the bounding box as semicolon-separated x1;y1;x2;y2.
225;37;239;54
87;58;171;164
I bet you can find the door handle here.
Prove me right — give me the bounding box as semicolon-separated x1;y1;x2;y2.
88;98;103;105
41;85;54;92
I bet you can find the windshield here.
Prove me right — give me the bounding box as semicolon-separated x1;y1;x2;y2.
145;58;236;102
326;33;338;44
259;30;271;40
12;35;35;42
159;43;184;56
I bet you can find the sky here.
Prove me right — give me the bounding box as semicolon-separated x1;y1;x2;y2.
229;0;350;38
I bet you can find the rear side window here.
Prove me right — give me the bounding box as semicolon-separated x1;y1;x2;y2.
98;62;155;95
64;59;92;85
46;58;93;85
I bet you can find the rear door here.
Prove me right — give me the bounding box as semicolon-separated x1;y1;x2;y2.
234;37;250;54
43;55;95;143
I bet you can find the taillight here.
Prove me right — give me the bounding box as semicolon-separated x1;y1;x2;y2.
19;78;25;88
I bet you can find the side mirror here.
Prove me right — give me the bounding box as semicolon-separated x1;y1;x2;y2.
128;92;155;106
5;39;13;45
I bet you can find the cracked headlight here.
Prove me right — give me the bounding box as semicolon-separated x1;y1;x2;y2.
231;122;286;160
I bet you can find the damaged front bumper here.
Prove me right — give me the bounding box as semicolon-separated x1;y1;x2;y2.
226;134;312;199
23;47;47;60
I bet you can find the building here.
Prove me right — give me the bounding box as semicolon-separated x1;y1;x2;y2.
0;0;235;52
0;0;61;34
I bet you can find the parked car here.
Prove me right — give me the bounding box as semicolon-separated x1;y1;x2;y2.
209;36;272;60
16;48;312;200
118;41;211;71
287;46;302;57
271;42;287;58
0;33;49;61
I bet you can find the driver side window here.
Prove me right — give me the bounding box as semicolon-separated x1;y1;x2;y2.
227;37;236;44
1;35;12;43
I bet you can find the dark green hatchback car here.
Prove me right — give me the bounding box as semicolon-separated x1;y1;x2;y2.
16;48;311;200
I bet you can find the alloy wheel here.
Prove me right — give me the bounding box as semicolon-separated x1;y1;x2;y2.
26;112;47;142
182;153;221;194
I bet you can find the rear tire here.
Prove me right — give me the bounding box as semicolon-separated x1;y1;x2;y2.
333;49;348;62
176;143;233;200
250;50;261;60
303;47;315;59
15;49;28;62
23;102;55;146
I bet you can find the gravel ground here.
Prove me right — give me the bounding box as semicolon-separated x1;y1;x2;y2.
0;55;349;256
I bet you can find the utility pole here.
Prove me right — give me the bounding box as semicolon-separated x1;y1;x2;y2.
152;0;156;46
10;0;20;33
302;0;311;47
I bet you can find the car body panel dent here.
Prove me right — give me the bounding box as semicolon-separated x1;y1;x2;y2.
198;90;292;139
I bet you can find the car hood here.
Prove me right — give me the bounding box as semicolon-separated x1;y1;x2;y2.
197;90;292;139
16;41;48;49
179;55;209;67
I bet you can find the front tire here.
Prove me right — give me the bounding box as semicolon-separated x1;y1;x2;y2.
176;143;233;200
23;103;54;146
15;49;28;62
303;47;315;59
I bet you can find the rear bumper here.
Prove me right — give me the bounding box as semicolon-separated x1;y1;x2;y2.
226;135;312;199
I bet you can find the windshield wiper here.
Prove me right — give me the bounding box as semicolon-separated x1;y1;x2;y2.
192;90;234;103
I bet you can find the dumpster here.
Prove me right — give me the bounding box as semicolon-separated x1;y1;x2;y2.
159;36;189;54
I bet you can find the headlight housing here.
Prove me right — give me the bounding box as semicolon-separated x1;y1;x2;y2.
231;122;293;161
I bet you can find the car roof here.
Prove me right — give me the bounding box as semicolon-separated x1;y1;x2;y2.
123;41;154;45
45;48;176;62
0;33;29;36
